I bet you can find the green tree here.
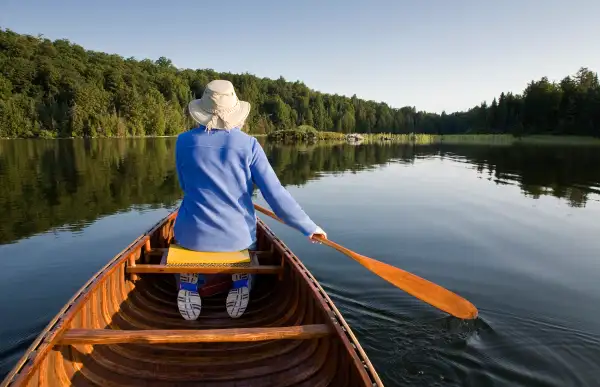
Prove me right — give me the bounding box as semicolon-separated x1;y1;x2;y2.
0;28;598;139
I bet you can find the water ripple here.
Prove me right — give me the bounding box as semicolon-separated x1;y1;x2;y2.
323;279;600;386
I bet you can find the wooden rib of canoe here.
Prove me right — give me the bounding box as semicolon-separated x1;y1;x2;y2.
1;211;383;386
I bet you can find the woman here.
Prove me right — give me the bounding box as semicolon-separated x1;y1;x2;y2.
173;80;326;320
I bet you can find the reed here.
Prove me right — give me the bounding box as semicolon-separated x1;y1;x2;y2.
438;134;515;145
358;133;437;144
438;134;600;146
515;135;600;145
266;130;600;146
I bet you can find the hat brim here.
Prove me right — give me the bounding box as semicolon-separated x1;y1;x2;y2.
188;99;251;130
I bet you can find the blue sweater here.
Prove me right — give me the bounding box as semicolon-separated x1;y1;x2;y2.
173;127;318;252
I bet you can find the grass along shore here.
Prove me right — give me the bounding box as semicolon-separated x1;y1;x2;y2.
3;129;600;146
438;134;600;145
266;127;600;146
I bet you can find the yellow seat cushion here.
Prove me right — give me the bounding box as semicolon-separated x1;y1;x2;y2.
165;244;251;267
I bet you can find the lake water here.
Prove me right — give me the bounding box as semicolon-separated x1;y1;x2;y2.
1;138;600;386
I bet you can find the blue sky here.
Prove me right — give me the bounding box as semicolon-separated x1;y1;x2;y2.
2;0;599;113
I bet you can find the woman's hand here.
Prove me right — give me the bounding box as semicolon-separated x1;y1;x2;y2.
309;226;327;243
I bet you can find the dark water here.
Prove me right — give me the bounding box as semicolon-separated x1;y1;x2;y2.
1;138;600;386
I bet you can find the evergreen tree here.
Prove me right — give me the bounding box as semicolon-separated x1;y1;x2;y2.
0;28;598;139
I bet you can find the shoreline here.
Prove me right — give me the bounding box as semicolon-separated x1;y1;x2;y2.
1;133;599;145
0;133;270;140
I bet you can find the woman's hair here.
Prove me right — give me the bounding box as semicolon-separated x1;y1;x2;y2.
237;119;246;131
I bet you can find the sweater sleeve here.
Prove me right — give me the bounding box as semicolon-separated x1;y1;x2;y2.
249;139;318;236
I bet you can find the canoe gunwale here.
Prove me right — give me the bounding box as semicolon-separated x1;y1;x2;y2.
0;212;177;387
1;211;383;386
261;219;383;386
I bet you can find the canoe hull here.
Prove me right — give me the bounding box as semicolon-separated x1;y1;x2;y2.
1;212;382;386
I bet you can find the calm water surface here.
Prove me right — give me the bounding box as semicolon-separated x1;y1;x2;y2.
1;138;599;386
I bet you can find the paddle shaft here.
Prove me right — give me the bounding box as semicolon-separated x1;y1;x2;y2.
253;203;478;320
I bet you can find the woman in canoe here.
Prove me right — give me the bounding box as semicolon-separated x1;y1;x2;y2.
172;80;326;320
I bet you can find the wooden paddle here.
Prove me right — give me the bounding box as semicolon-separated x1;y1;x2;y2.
253;203;479;320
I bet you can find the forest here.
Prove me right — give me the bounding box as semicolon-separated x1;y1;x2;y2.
1;28;599;138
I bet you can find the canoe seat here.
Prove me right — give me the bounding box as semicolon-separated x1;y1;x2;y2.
147;248;274;260
58;325;332;345
131;246;281;275
165;244;252;266
127;264;282;274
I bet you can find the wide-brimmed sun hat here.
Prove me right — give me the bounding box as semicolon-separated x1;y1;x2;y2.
188;80;251;131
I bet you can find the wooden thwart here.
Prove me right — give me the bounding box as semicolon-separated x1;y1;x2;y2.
126;264;281;274
59;325;332;345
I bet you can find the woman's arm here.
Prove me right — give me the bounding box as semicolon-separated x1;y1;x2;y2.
249;139;324;239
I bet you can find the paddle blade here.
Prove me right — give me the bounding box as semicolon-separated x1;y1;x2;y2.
340;248;478;319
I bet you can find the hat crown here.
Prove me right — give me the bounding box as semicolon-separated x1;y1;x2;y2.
203;80;238;111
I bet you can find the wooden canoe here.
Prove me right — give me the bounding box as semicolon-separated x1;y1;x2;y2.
1;211;383;386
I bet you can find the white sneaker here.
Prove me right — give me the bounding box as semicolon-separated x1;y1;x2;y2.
226;274;249;318
177;273;202;320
